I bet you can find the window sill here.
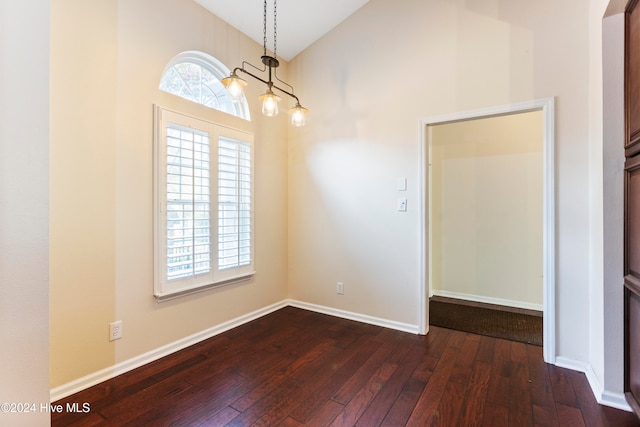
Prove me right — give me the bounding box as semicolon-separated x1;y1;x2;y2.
154;271;255;302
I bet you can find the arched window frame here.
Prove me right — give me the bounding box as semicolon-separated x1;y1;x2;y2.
159;51;250;120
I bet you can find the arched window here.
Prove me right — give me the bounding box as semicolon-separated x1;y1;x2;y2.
159;51;250;120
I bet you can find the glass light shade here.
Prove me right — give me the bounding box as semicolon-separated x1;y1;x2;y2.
259;89;281;117
289;103;308;127
221;73;247;99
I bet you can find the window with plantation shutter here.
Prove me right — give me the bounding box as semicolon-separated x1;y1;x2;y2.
154;106;254;300
165;124;212;281
218;137;252;270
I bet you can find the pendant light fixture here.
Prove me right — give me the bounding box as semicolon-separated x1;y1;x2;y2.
222;0;308;126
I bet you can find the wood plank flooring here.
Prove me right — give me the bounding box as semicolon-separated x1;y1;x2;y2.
52;306;640;426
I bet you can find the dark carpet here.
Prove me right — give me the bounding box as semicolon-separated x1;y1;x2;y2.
429;300;543;346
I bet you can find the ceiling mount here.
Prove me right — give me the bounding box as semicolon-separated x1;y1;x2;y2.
261;55;280;68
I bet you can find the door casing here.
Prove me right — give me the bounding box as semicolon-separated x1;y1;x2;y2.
418;97;556;364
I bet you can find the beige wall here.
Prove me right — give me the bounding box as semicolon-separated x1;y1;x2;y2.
50;0;289;387
430;112;543;308
50;0;117;389
288;0;590;359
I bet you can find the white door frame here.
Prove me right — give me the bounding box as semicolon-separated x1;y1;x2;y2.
418;97;556;364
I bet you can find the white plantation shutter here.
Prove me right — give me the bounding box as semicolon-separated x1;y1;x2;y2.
165;124;212;281
154;107;254;300
218;137;252;270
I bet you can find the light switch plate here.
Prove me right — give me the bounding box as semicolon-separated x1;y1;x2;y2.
397;177;407;191
398;198;407;212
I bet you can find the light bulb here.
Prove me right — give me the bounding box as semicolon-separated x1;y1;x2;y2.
221;73;247;99
259;89;281;117
289;103;308;127
227;80;244;98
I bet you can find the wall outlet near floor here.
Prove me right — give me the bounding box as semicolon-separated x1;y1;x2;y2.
110;320;123;341
337;282;344;295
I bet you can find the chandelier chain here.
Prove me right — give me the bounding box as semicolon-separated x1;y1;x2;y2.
262;0;278;57
263;0;267;56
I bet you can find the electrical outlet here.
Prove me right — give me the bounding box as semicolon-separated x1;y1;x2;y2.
337;282;344;295
109;321;122;341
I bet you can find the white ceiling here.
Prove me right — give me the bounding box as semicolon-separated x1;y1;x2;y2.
194;0;370;61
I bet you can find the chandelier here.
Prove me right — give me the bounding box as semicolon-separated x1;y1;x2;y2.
222;0;308;126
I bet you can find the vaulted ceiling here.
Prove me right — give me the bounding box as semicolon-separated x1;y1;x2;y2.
194;0;370;61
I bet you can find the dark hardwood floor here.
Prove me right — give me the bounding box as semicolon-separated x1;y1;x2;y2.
52;306;640;426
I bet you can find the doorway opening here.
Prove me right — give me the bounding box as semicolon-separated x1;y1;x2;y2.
418;98;555;363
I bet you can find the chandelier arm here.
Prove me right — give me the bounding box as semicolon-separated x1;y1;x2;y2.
271;84;299;104
239;60;267;74
236;67;269;86
235;68;300;103
273;69;295;97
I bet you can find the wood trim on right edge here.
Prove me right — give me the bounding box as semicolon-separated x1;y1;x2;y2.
624;0;640;418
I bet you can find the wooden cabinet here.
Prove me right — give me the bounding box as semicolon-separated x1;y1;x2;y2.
626;156;640;416
628;0;640;155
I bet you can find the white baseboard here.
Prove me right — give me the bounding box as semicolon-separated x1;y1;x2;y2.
286;299;419;334
432;290;543;312
50;300;288;402
555;356;632;412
